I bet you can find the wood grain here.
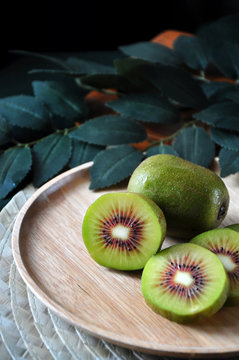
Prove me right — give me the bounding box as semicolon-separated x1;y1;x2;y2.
12;162;239;358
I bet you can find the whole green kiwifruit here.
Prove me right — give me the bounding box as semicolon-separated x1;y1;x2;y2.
127;154;230;239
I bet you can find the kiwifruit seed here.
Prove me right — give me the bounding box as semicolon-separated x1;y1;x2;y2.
100;211;144;252
141;243;229;323
190;229;239;284
159;259;207;300
82;192;166;270
204;243;239;282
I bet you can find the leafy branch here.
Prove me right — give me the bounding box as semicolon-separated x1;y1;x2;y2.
2;13;239;209
145;119;199;149
0;126;76;154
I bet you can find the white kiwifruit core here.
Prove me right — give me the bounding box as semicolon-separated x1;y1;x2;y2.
111;224;130;240
174;271;194;287
217;254;236;272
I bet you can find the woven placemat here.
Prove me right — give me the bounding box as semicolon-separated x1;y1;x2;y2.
1;186;239;360
0;186;161;360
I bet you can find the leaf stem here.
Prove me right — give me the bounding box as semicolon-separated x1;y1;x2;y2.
145;120;198;150
192;72;210;83
0;125;79;155
75;78;123;97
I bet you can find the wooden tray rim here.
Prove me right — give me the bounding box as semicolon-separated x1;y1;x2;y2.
11;162;239;358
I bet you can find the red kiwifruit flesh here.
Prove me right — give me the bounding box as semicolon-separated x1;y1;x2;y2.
191;228;239;305
82;192;166;270
141;243;229;323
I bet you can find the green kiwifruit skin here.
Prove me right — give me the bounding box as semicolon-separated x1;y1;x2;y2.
134;193;167;240
141;243;230;324
226;224;239;233
127;155;230;239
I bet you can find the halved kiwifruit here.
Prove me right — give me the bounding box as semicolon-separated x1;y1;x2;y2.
82;192;166;270
191;228;239;305
141;243;229;323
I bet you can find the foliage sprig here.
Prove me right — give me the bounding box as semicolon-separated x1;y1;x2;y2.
2;14;239;209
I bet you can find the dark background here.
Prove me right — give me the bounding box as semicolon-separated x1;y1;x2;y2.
8;0;239;52
3;0;239;97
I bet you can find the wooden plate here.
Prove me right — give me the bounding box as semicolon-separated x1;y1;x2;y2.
12;162;239;358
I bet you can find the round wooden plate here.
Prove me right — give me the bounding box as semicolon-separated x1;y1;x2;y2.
12;162;239;358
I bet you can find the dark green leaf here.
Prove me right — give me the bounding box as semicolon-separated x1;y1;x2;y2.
173;126;215;167
224;87;239;104
67;50;125;74
11;125;50;143
197;14;239;78
200;81;236;101
116;59;207;107
32;80;88;121
49;114;76;130
146;144;179;157
143;64;208;109
78;74;133;93
69;115;147;145
32;133;72;187
107;93;180;123
0;197;11;210
115;57;148;75
66;58;115;75
0;147;32;199
119;41;181;67
114;58;159;93
10;50;72;70
210;128;239;151
219;148;239;177
173;35;208;70
90;145;143;189
69;139;104;168
28;69;82;76
0;95;50;130
193;102;239;131
0;116;11;145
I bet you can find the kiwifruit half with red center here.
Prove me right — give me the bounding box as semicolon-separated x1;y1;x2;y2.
82;192;166;270
141;243;229;323
191;228;239;305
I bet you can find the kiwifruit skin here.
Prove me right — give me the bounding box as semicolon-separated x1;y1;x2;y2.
141;243;230;323
127;155;230;239
225;224;239;300
135;193;167;240
226;224;239;233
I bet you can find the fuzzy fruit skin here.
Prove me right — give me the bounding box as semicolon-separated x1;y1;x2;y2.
127;155;230;239
135;193;167;240
226;224;239;233
225;222;239;304
141;243;230;324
